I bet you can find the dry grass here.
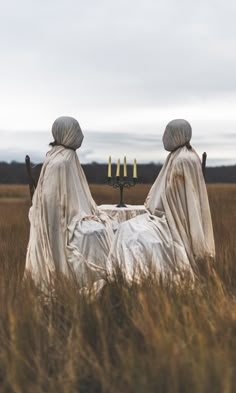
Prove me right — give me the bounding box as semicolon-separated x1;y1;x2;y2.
0;184;29;199
0;184;150;205
0;184;236;393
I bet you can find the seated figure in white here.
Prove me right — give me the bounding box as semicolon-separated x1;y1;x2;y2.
107;119;215;281
25;116;113;286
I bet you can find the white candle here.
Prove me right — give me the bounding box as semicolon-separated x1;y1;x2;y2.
123;156;127;177
133;159;137;178
116;159;120;177
108;156;112;178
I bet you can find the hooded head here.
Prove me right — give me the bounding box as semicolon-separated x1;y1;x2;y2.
162;119;192;152
51;116;84;150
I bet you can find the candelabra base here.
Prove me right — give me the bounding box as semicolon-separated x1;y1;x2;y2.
116;202;127;208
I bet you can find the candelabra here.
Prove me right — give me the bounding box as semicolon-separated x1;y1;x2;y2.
107;157;138;208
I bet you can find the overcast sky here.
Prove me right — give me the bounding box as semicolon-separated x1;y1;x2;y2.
1;0;236;164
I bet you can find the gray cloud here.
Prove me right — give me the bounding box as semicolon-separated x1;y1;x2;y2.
0;0;236;164
1;0;236;108
0;129;235;166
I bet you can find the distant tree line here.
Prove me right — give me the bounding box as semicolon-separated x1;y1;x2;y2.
0;161;235;184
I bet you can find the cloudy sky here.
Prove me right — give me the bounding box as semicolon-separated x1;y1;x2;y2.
1;0;236;165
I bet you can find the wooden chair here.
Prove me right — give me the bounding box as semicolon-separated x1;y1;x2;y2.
202;152;207;179
25;152;208;201
25;155;43;201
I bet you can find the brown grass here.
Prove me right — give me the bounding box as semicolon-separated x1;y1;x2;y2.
0;184;150;205
0;184;236;393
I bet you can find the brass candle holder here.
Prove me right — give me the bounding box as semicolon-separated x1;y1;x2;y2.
107;156;138;208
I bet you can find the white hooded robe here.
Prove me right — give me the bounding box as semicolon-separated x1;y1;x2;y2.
107;119;215;281
25;116;113;286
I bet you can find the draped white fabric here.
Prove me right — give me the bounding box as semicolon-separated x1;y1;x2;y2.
107;119;215;280
98;205;147;224
107;212;177;282
25;117;113;286
51;116;84;150
162;118;192;152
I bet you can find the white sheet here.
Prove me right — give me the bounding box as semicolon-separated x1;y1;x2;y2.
146;120;215;271
98;204;147;223
107;212;179;282
108;119;215;280
25;117;113;286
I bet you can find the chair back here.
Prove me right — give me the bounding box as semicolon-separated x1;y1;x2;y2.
25;155;43;201
201;152;207;179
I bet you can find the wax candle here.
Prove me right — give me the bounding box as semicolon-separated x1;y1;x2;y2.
123;156;127;177
116;159;120;177
108;156;112;178
133;159;137;178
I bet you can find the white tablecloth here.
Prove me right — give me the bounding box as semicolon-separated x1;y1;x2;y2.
98;204;147;223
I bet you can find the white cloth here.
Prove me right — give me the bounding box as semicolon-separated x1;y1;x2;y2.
108;119;215;280
145;146;215;271
107;212;177;282
52;116;84;150
162;118;192;152
98;204;147;224
25;117;113;286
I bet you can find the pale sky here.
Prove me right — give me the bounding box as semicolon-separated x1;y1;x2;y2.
0;0;236;164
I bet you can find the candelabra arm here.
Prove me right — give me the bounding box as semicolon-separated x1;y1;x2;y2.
107;175;138;208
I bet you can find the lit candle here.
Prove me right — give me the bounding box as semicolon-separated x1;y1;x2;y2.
123;156;127;177
133;159;137;178
108;156;112;178
116;158;120;177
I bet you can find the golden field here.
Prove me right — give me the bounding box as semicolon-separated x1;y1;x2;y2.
0;183;236;393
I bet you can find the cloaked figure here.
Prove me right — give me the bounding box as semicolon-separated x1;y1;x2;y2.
25;116;113;286
107;119;215;281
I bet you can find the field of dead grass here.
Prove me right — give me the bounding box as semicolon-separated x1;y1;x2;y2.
0;183;236;393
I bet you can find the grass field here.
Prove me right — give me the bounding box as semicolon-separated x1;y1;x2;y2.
0;184;236;392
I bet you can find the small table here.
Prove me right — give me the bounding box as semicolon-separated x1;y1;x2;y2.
98;204;147;223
